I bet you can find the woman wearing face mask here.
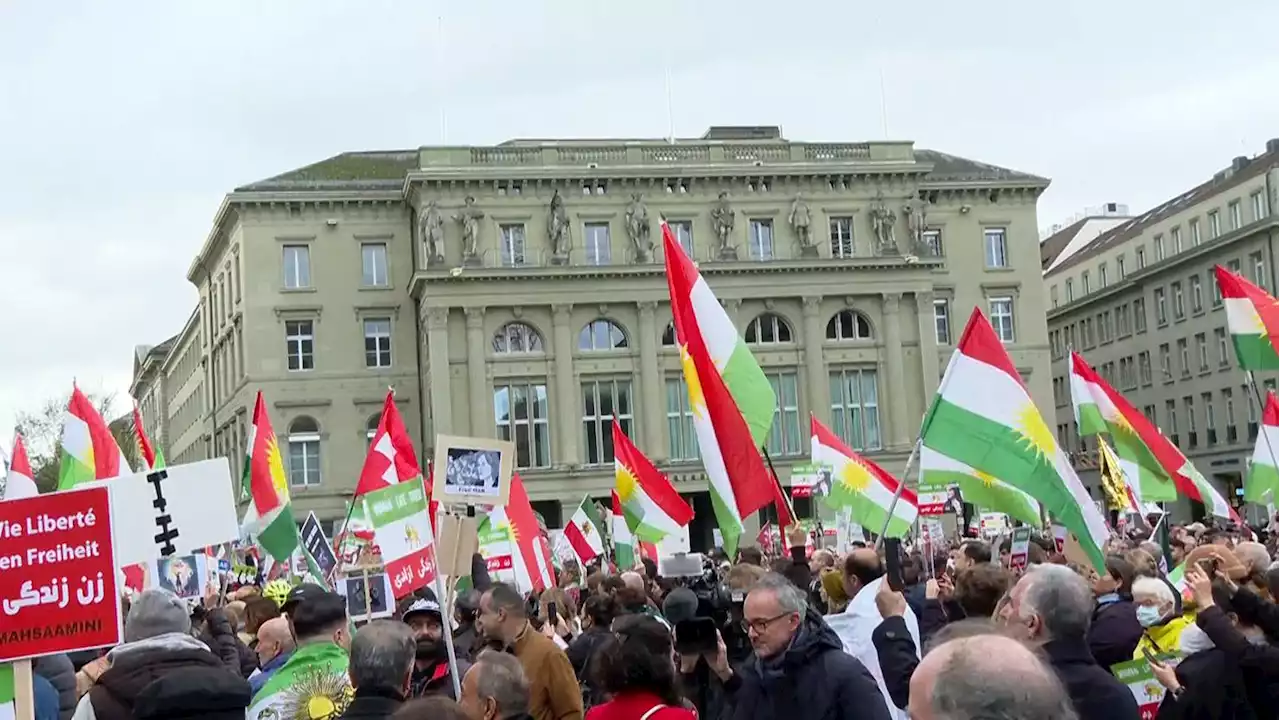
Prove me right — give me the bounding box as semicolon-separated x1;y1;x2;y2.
1131;576;1195;660
1147;565;1265;719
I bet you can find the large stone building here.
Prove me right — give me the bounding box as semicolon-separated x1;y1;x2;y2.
131;126;1054;546
1044;139;1279;523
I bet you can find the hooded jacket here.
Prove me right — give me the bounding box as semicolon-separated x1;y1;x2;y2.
32;653;77;720
70;633;234;720
720;612;891;720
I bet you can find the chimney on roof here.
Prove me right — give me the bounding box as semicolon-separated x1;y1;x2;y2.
1232;155;1250;172
1267;138;1279;155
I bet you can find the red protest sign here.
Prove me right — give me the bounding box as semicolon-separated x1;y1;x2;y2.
0;485;122;662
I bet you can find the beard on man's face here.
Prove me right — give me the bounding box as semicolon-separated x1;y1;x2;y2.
415;637;447;663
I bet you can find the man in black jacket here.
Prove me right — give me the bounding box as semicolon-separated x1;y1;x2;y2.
338;620;416;719
999;564;1140;720
719;573;890;720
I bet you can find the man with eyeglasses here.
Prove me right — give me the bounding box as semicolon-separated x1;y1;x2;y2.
717;573;889;720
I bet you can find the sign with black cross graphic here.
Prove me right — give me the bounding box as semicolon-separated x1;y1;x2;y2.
106;458;241;568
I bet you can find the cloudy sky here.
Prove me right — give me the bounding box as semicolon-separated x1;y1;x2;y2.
0;0;1277;450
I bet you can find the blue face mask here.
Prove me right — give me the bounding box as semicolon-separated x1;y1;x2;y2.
1136;605;1163;628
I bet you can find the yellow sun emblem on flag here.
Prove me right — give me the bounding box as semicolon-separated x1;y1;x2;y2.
1111;409;1136;436
266;437;291;502
839;460;873;494
405;525;421;549
1014;403;1057;460
974;469;998;487
679;346;706;419
616;466;639;503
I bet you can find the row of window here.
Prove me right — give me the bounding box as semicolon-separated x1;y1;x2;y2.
1049;254;1268;359
283;242;391;290
1055;380;1277;458
931;296;1017;345
280;368;883;488
1050;188;1270;308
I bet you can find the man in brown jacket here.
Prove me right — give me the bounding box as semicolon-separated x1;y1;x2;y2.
477;583;583;720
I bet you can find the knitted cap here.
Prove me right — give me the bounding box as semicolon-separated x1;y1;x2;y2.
125;588;192;642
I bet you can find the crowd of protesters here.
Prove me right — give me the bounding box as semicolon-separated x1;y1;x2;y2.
13;512;1277;720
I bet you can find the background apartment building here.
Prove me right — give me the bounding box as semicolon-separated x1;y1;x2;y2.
131;126;1054;546
1044;139;1280;523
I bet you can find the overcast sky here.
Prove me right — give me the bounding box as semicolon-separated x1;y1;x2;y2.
1;0;1277;452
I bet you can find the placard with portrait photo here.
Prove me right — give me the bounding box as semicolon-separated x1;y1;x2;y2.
432;434;514;506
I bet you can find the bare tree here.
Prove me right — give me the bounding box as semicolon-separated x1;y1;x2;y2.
12;391;136;494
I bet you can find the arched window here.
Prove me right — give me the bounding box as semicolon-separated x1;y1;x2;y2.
365;414;380;448
662;322;677;347
826;310;873;341
493;322;545;354
287;416;322;488
578;319;628;351
745;313;793;344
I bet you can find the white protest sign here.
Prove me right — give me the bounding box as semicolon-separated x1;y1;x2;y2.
106;459;240;568
655;523;691;557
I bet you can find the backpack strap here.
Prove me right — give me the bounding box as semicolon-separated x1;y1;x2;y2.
640;705;667;720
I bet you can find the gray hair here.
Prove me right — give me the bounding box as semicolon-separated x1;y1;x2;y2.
1020;565;1093;641
349;620;415;691
931;636;1079;720
751;572;808;621
473;650;531;719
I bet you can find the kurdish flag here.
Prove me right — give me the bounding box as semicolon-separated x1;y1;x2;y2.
563;495;606;564
810;415;918;537
610;491;637;570
917;445;1041;528
922;309;1110;572
58;385;132;489
248;642;353;720
2;433;37;501
1073;352;1237;522
1245;392;1279;504
613;419;694;543
1070;353;1177;502
131;403;165;470
662;221;775;555
242;392;300;563
1214;265;1279;370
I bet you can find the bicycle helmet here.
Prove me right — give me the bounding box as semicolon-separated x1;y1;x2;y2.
263;579;292;608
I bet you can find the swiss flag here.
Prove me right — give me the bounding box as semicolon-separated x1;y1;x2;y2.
353;390;438;534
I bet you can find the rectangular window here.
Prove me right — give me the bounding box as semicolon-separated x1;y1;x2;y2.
1204;391;1216;431
582;379;632;464
1117;254;1126;279
584;223;612;265
1172;281;1185;319
921;229;943;257
361;242;388;286
1159;343;1171;378
988;297;1015;343
1189;274;1203;313
1065;279;1075;302
1250;251;1268;291
1153;235;1165;262
285;320;314;371
1135;246;1146;269
765;372;802;456
1082;270;1091;295
1189;218;1202;246
665;378;699;461
829;368;881;451
748;219;774;261
1185;396;1197;433
1117;304;1131;336
1177;338;1190;377
1134;298;1147;333
499;224;527;267
1154;287;1168;325
669;221;694;257
494;383;551;469
1208;210;1221;238
1050;285;1059;309
829;217;854;258
1170;226;1183;254
1228;200;1241;230
1216;327;1230;367
1166;400;1178;435
1138;351;1152;385
933;299;952;344
283;244;311;289
984;228;1009;268
1142;405;1157;424
363;318;392;369
1099;263;1108;287
1252;190;1267;222
1195;332;1208;371
287;434;321;488
1225;389;1237;442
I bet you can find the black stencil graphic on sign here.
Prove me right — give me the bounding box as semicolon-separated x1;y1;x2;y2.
147;470;180;556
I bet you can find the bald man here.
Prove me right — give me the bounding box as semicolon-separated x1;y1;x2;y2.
619;571;645;593
908;634;1078;720
250;616;295;695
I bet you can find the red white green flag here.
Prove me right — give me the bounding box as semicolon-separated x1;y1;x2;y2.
613;418;694;543
1245;392;1279;505
58;385;132;489
241;391;299;563
563;495;606;564
2;433;37;500
662;221;775;555
131;403;165;471
1214;264;1279;370
610;490;636;570
810;415;918;537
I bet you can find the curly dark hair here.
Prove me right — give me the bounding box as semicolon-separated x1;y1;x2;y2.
582;594;618;630
592;614;683;707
